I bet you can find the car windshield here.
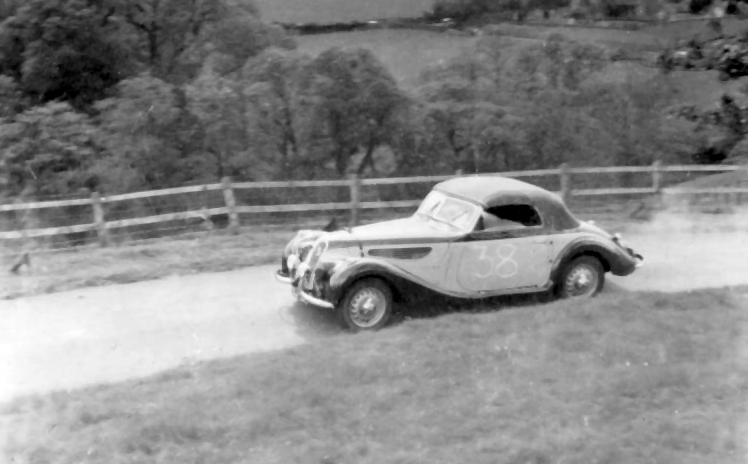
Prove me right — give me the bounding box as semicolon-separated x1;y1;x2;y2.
416;191;478;231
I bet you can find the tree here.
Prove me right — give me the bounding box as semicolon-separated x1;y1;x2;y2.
241;48;308;180
512;34;607;98
114;0;225;79
0;0;21;21
0;0;135;110
301;48;406;179
429;0;570;23
670;90;748;164
112;0;294;82
92;73;185;193
206;15;296;76
417;48;512;173
186;62;258;181
0;74;24;119
0;102;99;198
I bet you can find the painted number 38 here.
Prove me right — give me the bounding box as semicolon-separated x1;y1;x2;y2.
472;244;519;279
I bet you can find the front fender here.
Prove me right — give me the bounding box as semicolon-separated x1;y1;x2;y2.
550;237;639;283
326;258;430;307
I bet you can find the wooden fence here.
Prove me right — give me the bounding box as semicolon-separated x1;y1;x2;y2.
1;162;747;249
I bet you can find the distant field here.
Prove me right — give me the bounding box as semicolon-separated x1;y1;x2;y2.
296;29;482;86
255;0;432;23
294;17;748;99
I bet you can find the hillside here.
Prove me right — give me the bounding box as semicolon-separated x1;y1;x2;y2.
3;288;746;464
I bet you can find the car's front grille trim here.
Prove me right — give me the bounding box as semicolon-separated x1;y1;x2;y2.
306;241;327;270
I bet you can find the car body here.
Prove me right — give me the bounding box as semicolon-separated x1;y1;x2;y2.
275;175;643;331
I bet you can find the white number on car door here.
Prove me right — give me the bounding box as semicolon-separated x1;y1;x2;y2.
452;204;552;293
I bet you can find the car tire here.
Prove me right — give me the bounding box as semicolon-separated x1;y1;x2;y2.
558;256;605;299
338;278;393;332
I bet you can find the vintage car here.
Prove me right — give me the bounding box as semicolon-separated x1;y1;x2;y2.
275;175;643;331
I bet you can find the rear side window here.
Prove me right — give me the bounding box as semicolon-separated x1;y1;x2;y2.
481;204;542;230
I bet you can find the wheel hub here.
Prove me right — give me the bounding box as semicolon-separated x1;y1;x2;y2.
575;271;591;288
350;289;386;328
565;265;598;297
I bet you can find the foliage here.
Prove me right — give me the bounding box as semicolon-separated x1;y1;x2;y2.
0;0;136;110
0;102;99;198
0;0;722;204
92;74;185;193
689;0;713;14
512;34;608;95
414;33;694;177
241;48;309;180
301;48;407;178
186;62;263;181
416;42;513;173
428;0;590;23
112;0;233;81
598;0;639;18
661;26;748;164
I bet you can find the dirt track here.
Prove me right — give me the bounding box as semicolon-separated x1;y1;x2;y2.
1;215;747;403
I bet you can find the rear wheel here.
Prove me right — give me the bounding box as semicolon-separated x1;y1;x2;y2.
338;278;393;332
559;256;605;299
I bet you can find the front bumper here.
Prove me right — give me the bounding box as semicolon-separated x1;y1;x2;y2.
276;265;335;310
298;289;335;309
275;270;293;284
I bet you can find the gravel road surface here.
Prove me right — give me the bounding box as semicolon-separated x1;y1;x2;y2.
2;220;747;403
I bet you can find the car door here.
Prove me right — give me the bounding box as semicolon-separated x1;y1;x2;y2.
447;203;554;294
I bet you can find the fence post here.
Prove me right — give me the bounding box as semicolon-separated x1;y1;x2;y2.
652;160;662;193
91;192;110;247
349;173;360;227
559;163;571;204
222;176;239;235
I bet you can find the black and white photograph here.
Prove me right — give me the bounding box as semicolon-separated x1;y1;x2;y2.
1;0;747;462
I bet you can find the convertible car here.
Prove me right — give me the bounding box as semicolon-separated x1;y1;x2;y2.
275;175;643;331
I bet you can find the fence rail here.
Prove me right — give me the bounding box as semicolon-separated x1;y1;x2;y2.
1;162;747;248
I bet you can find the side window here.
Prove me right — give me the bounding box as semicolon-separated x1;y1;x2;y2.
480;204;542;230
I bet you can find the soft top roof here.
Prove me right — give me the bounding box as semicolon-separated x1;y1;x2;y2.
433;175;580;231
434;175;551;206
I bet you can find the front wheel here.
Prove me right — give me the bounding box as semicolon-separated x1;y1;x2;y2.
338;278;393;332
558;256;605;299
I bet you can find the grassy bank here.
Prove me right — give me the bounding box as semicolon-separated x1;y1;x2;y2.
0;228;295;300
2;289;746;463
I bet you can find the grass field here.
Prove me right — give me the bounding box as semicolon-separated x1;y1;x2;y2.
294;17;748;100
2;288;746;463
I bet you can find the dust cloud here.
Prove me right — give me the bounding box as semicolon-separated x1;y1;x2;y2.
607;208;748;293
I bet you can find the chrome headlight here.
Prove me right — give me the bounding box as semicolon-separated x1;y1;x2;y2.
287;254;300;273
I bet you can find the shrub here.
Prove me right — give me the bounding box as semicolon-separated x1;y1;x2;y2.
429;0;493;22
599;0;638;18
689;0;713;14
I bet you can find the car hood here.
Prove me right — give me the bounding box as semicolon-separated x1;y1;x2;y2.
327;216;462;245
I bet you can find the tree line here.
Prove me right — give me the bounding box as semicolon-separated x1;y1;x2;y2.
0;0;706;203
